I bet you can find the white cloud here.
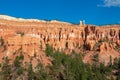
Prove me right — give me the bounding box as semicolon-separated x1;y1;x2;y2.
98;0;120;7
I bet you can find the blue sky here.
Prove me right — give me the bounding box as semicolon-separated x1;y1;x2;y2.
0;0;120;25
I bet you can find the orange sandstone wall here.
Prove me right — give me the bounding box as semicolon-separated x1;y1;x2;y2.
0;17;120;64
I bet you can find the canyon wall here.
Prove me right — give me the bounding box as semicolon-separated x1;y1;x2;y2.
0;15;120;64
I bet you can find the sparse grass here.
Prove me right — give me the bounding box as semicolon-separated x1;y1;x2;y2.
16;31;24;37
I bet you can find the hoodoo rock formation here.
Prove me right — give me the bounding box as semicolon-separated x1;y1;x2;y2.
0;15;120;65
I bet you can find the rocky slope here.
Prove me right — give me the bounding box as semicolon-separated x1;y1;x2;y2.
0;15;120;65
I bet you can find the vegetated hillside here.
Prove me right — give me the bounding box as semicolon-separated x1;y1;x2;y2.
0;44;120;80
0;15;120;79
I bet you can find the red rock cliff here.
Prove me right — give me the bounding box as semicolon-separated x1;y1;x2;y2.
0;15;120;64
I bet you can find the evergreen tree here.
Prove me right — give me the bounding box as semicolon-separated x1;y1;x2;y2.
27;62;35;80
0;57;11;80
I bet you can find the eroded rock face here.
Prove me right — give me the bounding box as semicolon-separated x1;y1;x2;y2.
0;15;120;65
99;42;119;64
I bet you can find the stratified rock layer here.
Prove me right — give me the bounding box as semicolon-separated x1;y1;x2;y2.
0;15;120;65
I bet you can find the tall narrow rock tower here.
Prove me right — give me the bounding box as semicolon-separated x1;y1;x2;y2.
79;20;85;27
